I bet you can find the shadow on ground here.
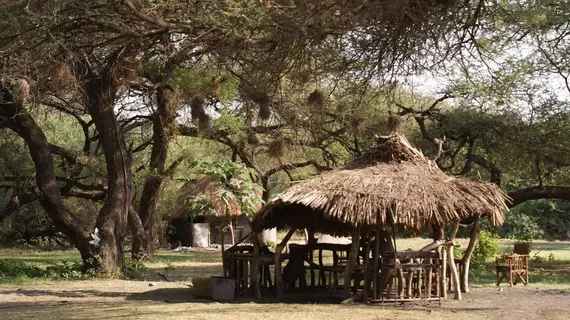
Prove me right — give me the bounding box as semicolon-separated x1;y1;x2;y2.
0;288;129;298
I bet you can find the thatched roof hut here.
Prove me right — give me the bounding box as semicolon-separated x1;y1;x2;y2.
171;175;242;221
252;134;509;235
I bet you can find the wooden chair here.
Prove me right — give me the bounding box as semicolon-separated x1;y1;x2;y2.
495;243;530;287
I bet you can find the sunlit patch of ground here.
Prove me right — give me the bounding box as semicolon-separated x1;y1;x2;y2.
1;240;570;319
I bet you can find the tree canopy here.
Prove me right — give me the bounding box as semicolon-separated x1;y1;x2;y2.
2;0;570;272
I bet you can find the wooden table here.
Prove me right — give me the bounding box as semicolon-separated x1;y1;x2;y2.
288;243;351;289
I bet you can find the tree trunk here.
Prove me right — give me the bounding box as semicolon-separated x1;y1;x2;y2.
447;221;461;300
460;218;479;293
0;87;96;266
129;205;149;260
132;85;176;259
84;73;131;275
133;175;162;259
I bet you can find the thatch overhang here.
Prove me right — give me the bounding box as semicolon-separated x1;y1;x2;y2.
171;175;242;221
252;134;510;235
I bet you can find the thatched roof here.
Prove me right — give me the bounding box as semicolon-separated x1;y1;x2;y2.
252;134;510;235
171;175;242;220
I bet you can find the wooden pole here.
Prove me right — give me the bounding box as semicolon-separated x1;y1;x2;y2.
275;228;296;300
344;227;361;298
460;218;479;293
307;228;316;287
438;225;447;299
363;231;371;302
251;233;261;299
426;256;433;298
221;225;227;276
448;221;461;300
229;223;235;246
372;220;381;300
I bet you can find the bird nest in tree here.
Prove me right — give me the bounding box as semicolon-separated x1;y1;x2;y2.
253;134;510;235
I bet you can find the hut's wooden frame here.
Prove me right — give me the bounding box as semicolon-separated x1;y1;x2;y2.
246;134;509;302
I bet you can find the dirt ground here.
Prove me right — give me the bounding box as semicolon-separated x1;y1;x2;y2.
1;240;569;320
1;279;570;320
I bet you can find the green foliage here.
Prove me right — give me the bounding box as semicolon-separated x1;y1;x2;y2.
124;259;148;279
265;240;276;248
512;200;570;241
0;259;95;281
472;231;500;269
531;252;557;264
184;195;215;218
501;210;543;242
531;252;546;264
192;160;263;217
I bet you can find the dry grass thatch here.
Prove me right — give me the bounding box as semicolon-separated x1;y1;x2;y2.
247;131;260;145
349;116;366;134
307;89;324;106
387;114;403;132
253;134;510;235
50;64;74;91
171;175;242;220
267;136;286;158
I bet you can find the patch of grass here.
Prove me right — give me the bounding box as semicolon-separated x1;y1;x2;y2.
152;250;221;264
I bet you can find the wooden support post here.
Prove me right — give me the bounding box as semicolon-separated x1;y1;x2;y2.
229;223;235;246
308;228;316;287
372;224;381;300
448;221;461;300
251;233;261;299
344;227;361;298
405;269;413;298
236;259;242;291
439;226;447;299
460;218;479;293
363;232;371;302
426;258;433;298
275;228;296;300
318;249;325;286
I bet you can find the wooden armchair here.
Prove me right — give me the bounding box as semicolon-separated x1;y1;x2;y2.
495;243;530;287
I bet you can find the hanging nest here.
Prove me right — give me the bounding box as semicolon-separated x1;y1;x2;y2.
349;116;366;134
336;103;348;115
190;95;210;131
118;55;142;83
212;76;221;98
197;112;211;131
297;70;311;84
267;137;287;158
387;113;403;132
247;131;260;145
249;91;271;120
16;79;30;103
50;64;74;91
190;96;206;121
258;103;272;120
307;89;324;107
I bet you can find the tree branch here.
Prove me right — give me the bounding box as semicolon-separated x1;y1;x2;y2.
508;186;570;207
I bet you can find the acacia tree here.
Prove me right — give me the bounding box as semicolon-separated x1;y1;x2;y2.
1;0;496;271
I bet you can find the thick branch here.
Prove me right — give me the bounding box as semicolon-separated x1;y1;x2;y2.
508;186;570;207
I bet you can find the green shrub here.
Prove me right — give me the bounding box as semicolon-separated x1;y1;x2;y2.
501;211;543;242
472;231;500;269
124;259;148;279
0;260;45;279
531;252;546;264
0;259;95;280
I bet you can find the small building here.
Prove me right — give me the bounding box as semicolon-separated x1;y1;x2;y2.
169;175;248;248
